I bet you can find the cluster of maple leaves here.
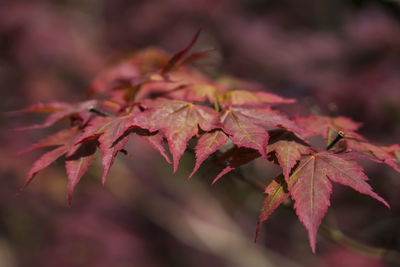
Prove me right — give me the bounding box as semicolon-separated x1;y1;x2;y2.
15;31;400;252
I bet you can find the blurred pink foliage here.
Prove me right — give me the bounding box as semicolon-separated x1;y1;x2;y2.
1;0;400;266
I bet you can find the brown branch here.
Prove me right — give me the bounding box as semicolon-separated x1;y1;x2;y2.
318;224;400;262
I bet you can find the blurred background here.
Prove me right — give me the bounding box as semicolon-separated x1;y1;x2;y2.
1;0;400;266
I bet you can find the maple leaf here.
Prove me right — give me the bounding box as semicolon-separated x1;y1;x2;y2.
127;30;220;103
23;127;81;186
90;31;216;103
220;106;304;158
255;175;289;241
179;49;216;67
130;98;221;172
212;130;311;184
89;48;170;96
15;28;400;255
189;130;229;178
9;102;70;114
76;114;173;184
161;29;201;76
22;126;100;204
266;130;313;183
296;115;365;141
289;151;389;252
65;139;98;205
343;139;400;173
15;100;97;130
135;67;224;104
221;90;295;107
139;131;172;164
19;127;80;155
75;115;133;184
167;83;222;104
267;140;313;183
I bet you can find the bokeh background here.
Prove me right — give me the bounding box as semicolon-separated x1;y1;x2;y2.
1;0;400;266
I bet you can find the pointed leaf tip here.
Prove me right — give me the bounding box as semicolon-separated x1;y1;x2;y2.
255;175;289;242
289;151;390;252
190;130;228;178
161;29;202;75
212;167;233;184
344;139;400;174
65;140;98;205
212;147;260;183
141;132;172;164
136;99;220;174
267;140;312;184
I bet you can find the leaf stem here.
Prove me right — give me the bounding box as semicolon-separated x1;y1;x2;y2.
213;98;220;112
326;131;345;150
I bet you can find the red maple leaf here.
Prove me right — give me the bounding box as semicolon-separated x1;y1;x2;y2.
75;114;172;184
220;106;305;158
296;115;365;141
15;29;400;254
161;29;203;75
267;140;313;183
65;139;98;205
15;100;97;130
189;130;229;178
165;81;222;104
89;48;170;96
255;175;289;242
90;30;215;103
221;90;295;107
135;69;223;104
23;127;81;184
75;115;133;184
343;139;400;173
21;126;99;204
289;151;389;252
211;129;312;184
129;98;221;172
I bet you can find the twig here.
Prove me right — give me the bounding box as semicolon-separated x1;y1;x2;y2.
318;224;400;262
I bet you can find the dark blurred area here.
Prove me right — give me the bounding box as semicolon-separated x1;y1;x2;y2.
1;0;400;266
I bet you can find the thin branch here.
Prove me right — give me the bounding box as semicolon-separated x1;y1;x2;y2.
318;223;400;262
